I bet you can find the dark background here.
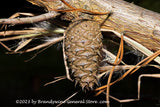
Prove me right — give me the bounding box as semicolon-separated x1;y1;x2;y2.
0;0;160;107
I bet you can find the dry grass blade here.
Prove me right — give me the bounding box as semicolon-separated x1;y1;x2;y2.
102;92;139;103
0;29;45;36
97;65;138;81
23;36;64;53
147;64;160;69
137;74;160;99
56;91;79;107
14;38;33;52
99;65;136;73
0;42;12;51
0;33;44;41
44;76;67;86
54;75;67;79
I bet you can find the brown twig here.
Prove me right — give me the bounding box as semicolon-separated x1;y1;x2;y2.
0;12;60;25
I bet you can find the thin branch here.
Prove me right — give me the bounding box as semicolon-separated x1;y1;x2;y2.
0;12;60;25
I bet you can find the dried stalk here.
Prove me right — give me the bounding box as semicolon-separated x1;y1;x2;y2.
99;65;136;73
0;12;59;25
0;33;44;41
0;29;45;36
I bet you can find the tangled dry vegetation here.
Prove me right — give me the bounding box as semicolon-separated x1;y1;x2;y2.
0;0;160;106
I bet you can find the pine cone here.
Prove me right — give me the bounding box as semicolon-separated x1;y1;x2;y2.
64;19;103;91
